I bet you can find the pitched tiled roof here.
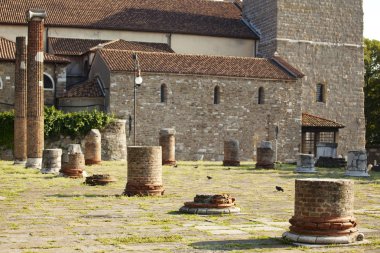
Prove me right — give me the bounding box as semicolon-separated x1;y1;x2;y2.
98;49;299;80
0;0;257;39
64;77;104;98
0;37;15;61
272;56;304;78
302;113;345;128
0;37;70;63
101;40;174;53
49;38;174;56
49;37;106;56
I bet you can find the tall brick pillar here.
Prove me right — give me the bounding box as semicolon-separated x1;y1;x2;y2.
13;37;27;165
25;9;46;169
283;179;364;244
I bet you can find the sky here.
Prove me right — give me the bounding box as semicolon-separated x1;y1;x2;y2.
364;0;380;40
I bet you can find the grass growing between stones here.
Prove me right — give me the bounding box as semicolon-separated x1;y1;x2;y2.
1;160;380;252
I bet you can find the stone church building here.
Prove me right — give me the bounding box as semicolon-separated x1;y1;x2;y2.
0;0;365;161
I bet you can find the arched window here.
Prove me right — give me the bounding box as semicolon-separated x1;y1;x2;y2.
258;87;264;104
43;73;54;90
160;83;167;103
0;77;3;89
214;85;220;104
316;83;325;102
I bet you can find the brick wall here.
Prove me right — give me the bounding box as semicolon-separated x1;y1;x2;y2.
109;72;302;161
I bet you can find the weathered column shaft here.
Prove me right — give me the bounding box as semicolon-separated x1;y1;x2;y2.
223;139;240;166
14;37;27;164
26;10;46;168
159;128;176;165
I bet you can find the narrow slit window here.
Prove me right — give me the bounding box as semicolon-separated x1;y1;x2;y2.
160;83;167;103
214;85;220;104
258;87;264;104
0;77;3;89
316;83;325;102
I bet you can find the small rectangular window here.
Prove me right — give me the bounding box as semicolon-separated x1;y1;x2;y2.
316;83;325;102
0;77;3;89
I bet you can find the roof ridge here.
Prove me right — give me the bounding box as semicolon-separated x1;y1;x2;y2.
99;48;270;61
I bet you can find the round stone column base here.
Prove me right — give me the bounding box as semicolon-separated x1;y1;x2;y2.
282;231;364;245
255;163;274;169
223;160;240;166
41;167;60;174
344;171;370;177
123;184;164;197
163;160;177;166
85;159;101;165
13;160;26;165
25;158;42;169
179;205;240;215
295;167;317;173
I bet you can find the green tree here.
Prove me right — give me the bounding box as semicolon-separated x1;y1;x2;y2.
364;38;380;144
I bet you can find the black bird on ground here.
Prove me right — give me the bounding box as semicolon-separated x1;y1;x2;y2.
275;186;284;192
174;164;178;168
207;176;212;180
194;165;198;169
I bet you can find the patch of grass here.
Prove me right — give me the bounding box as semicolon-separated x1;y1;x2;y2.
97;235;183;245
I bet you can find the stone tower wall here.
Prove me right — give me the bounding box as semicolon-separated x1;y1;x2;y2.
243;0;366;154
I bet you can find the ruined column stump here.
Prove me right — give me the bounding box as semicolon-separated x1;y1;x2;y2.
41;149;62;174
179;194;240;215
223;139;240;166
345;150;370;177
60;144;86;178
256;141;275;169
295;154;317;173
84;129;101;165
159;128;176;165
124;146;164;196
101;119;127;161
283;179;364;244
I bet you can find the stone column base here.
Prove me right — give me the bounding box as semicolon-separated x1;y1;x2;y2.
295;167;317;173
124;184;164;197
255;163;274;169
85;159;102;165
13;160;26;165
223;160;240;166
344;171;370;177
25;158;42;169
282;231;364;244
41;167;60;174
162;160;177;166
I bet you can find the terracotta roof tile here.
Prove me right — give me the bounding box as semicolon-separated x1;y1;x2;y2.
0;0;257;39
98;49;299;80
49;37;174;55
272;56;304;78
49;37;106;55
302;113;345;128
0;37;70;63
0;37;15;61
101;40;174;53
64;77;104;98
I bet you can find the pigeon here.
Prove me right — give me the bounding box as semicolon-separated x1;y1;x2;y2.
207;176;212;180
194;165;198;169
275;186;284;192
224;167;231;170
174;164;178;168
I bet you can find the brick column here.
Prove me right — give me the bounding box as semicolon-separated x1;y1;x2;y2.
159;128;176;165
283;179;364;244
13;37;27;165
124;146;164;196
223;139;240;166
25;9;46;169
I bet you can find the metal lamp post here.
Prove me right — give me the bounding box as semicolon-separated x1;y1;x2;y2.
133;53;143;146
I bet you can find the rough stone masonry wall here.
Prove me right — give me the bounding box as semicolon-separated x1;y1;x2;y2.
0;62;15;112
0;62;66;110
109;73;302;161
243;0;366;154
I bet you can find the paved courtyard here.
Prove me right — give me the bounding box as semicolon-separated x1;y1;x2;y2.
0;160;379;252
